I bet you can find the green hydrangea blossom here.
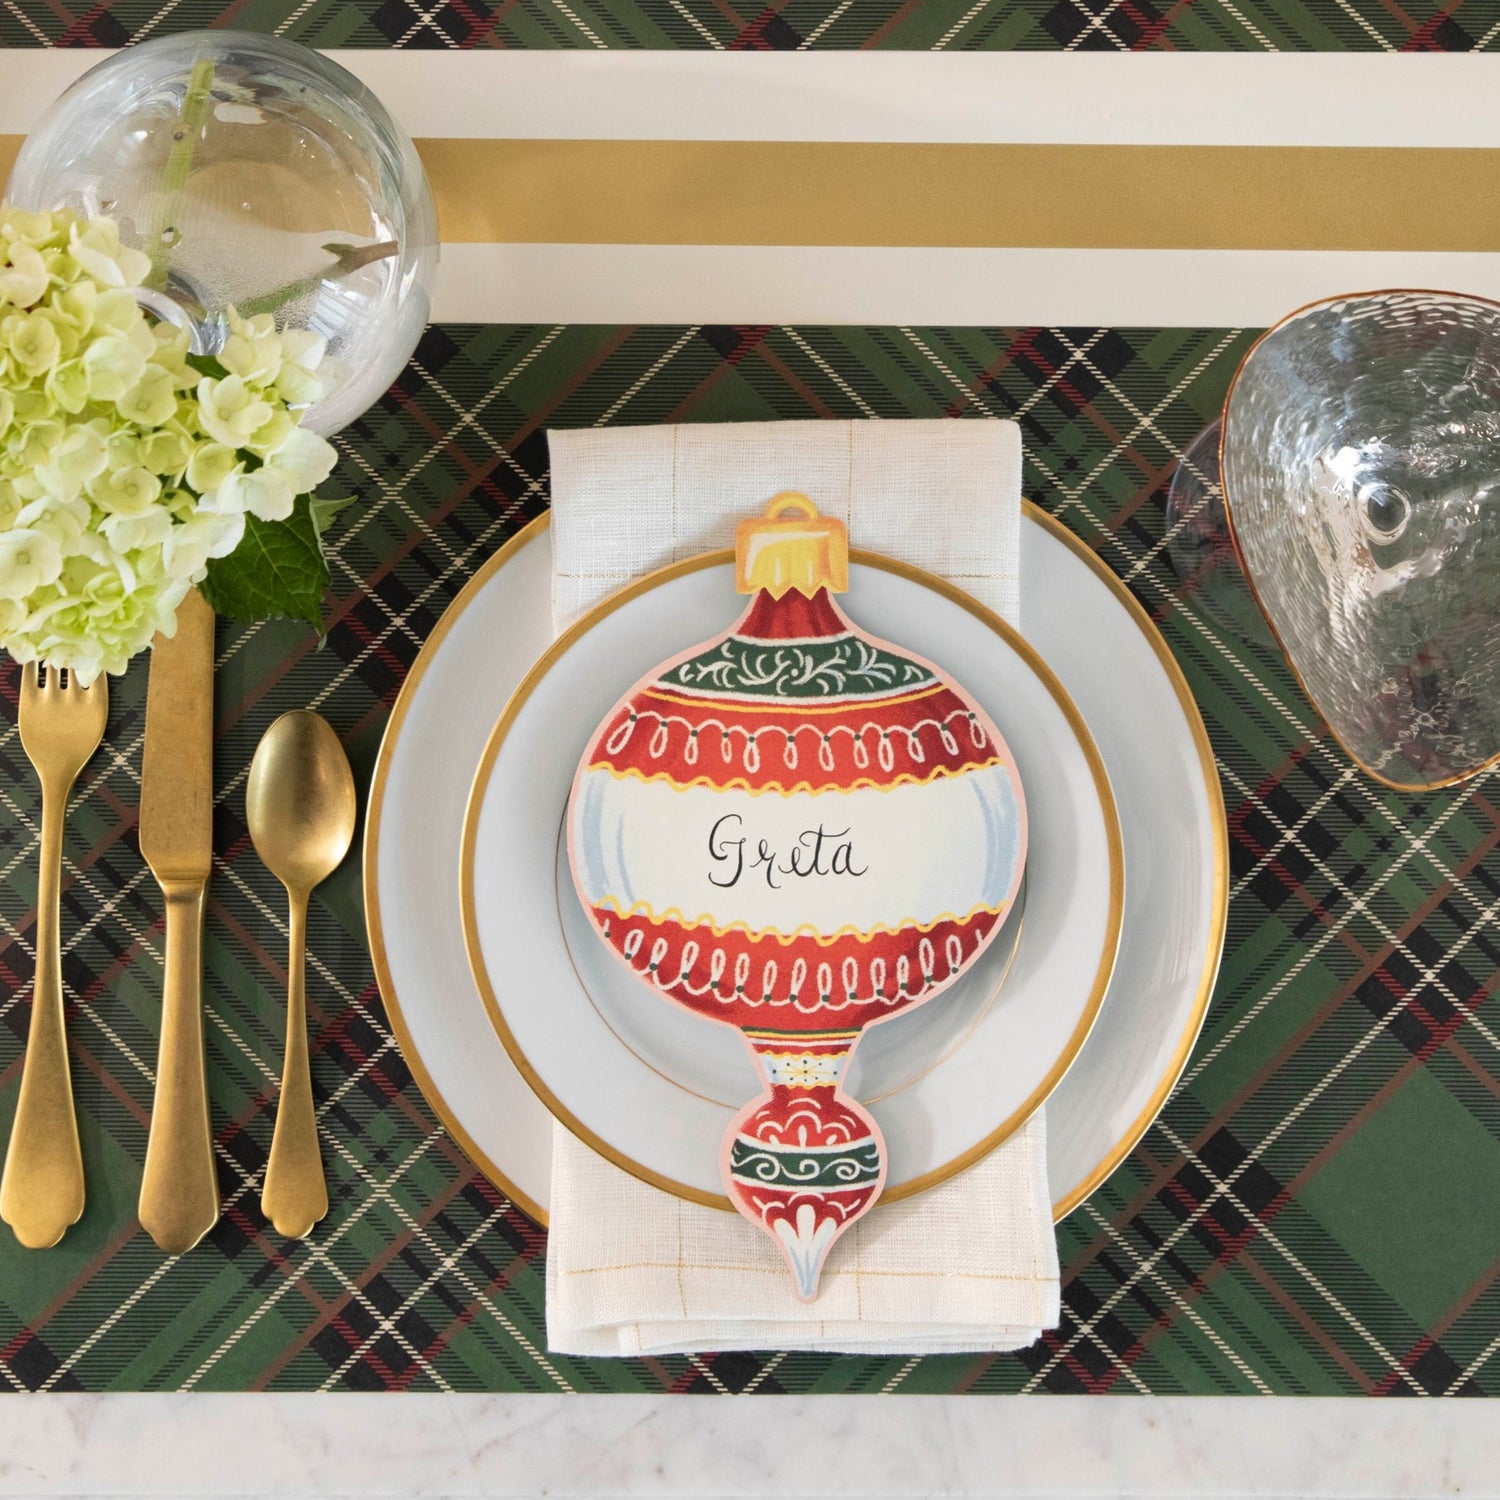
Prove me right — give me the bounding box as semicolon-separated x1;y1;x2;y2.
0;206;339;685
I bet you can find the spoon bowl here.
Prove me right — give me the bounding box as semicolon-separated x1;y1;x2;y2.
247;710;358;896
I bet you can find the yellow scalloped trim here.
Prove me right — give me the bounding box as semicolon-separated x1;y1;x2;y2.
591;895;1009;946
581;759;1008;796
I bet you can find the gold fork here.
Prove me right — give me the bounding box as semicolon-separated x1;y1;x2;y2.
0;663;108;1249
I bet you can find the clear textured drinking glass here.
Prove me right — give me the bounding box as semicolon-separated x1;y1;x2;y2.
7;31;438;436
1218;291;1500;791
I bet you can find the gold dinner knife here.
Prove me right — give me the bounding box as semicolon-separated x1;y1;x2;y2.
137;588;219;1254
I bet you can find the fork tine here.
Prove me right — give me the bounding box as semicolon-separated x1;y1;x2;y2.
72;672;108;720
71;671;109;734
16;660;108;747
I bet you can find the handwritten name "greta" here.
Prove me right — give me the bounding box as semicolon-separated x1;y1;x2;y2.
707;813;868;890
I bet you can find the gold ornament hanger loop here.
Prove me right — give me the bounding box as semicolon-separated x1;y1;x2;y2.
735;492;849;599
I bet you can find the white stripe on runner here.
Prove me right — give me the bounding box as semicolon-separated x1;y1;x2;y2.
432;244;1500;327
0;50;1498;146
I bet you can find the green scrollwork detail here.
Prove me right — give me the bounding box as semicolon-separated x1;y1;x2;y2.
661;633;933;700
727;1137;882;1189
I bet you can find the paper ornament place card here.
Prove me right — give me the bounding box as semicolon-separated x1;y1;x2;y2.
567;494;1027;1299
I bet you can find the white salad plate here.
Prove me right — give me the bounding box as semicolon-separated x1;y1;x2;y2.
365;505;1227;1223
460;551;1122;1206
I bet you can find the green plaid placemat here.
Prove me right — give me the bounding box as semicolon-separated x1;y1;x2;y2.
1;0;1495;51
0;321;1496;1395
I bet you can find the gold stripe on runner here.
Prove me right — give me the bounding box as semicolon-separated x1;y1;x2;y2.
2;135;1497;251
418;140;1500;250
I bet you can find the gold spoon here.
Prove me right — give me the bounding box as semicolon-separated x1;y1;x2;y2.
246;710;357;1239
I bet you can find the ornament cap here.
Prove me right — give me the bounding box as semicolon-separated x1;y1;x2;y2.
735;493;849;599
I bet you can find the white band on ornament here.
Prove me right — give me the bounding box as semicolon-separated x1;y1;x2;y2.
760;1051;845;1087
571;764;1024;938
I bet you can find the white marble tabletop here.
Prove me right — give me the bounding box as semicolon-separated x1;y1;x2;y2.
0;1393;1495;1498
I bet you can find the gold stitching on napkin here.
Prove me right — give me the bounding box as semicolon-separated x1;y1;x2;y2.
559;1262;1050;1282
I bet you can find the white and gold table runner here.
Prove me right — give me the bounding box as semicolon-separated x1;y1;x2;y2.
3;51;1498;330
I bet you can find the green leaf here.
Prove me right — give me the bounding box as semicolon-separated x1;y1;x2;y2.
309;494;355;542
184;352;230;381
199;494;329;632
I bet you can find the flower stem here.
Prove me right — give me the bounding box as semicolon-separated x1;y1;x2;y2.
145;56;216;293
233;240;400;320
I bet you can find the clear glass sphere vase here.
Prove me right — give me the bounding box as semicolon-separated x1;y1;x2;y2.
7;31;438;436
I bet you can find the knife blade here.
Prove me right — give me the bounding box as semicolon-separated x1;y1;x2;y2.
138;587;220;1254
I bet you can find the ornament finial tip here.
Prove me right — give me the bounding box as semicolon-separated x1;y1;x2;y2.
773;1204;840;1302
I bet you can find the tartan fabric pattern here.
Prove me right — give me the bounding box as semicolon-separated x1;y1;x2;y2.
0;0;1496;50
0;321;1497;1394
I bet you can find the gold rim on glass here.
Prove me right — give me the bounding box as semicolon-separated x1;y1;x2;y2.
363;505;1227;1226
460;544;1125;1213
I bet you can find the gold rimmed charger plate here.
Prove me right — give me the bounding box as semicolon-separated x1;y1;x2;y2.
363;504;1228;1225
459;545;1123;1211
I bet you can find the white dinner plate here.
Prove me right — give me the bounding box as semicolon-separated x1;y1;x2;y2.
364;505;1227;1224
460;554;1122;1205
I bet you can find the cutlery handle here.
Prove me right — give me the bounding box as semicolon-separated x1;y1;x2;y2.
139;880;219;1254
1;778;84;1249
262;891;326;1238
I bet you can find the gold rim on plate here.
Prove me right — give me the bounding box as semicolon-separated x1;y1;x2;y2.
362;513;551;1227
459;544;1126;1212
363;504;1228;1226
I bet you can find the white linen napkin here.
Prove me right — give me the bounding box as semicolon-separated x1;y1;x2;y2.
543;418;1059;1357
